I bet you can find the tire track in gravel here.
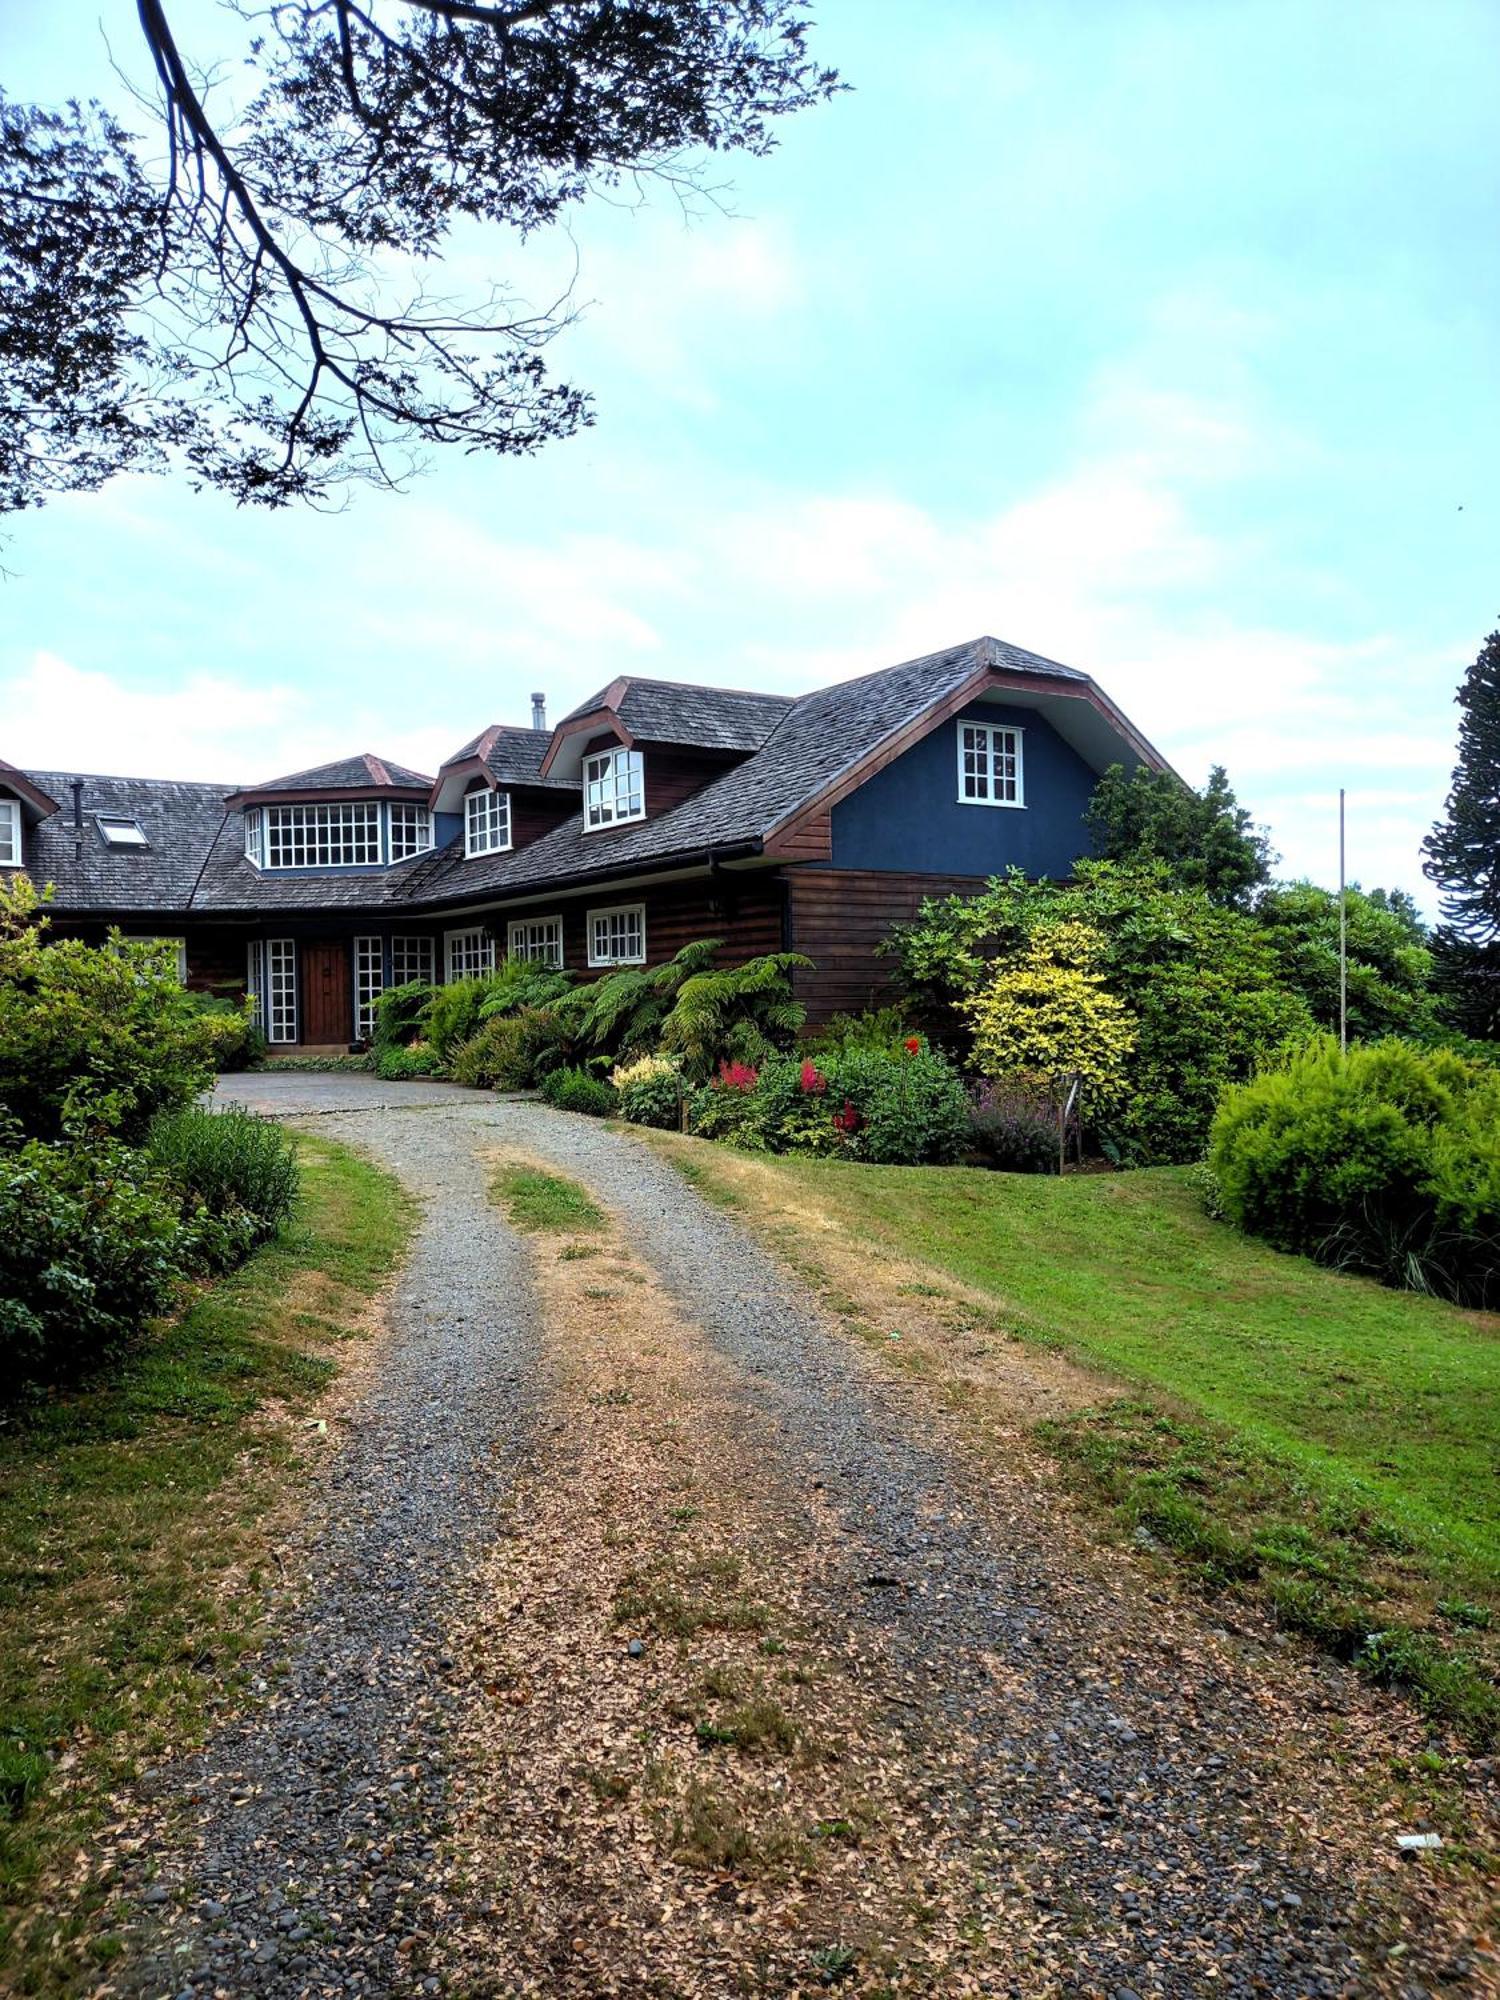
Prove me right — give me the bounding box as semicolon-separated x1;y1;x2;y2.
487;1101;1458;2000
116;1106;543;2000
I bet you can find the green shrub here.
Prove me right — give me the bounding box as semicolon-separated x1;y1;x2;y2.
475;958;573;1020
966;1079;1058;1173
147;1105;299;1260
0;1140;189;1386
0;879;217;1142
1209;1036;1500;1305
183;993;267;1071
742;1047;968;1165
686;1077;761;1143
807;1006;918;1057
538;1066;617;1117
657;950;811;1081
611;1055;681;1128
373;979;435;1051
450;1014;532;1090
425;975;495;1063
374;1041;445;1080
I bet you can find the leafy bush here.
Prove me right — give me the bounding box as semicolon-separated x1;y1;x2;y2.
967;1078;1059;1173
538;1066;617;1117
184;992;267;1071
657;950;811;1081
449;1014;529;1090
374;1040;445;1080
963;919;1136;1116
1255;882;1437;1042
687;1075;761;1143
0;880;218;1141
742;1046;968;1165
0;1140;190;1385
147;1106;299;1262
373;979;435;1051
475;958;573;1020
1209;1037;1500;1305
808;1007;920;1057
611;1054;681;1128
425;975;494;1064
884;863;1315;1164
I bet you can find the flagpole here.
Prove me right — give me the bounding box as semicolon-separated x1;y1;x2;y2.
1339;787;1347;1056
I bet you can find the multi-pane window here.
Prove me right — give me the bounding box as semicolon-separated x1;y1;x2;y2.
445;927;495;982
587;902;646;967
265;801;382;868
389;804;433;862
246;939;294;1041
390;935;434;986
464;787;510;857
583;747;645;830
0;799;20;866
957;722;1024;807
243;807;264;866
507;916;564;968
354;936;384;1041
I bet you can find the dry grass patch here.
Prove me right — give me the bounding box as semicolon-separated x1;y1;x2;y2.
449;1152;1014;1994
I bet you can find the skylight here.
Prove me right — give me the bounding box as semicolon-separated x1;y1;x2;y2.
96;815;150;849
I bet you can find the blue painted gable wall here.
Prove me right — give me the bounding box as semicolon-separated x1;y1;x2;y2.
829;703;1098;877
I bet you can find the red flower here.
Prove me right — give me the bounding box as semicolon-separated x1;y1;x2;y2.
904;1036;922;1055
800;1059;827;1095
832;1097;862;1135
717;1059;759;1093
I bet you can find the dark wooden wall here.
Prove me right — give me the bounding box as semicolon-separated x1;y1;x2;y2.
535;871;786;976
784;868;990;1023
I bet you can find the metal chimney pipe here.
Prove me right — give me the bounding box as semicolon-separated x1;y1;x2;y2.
70;777;83;830
530;691;547;730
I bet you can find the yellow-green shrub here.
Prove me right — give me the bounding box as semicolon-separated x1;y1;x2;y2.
962;920;1136;1113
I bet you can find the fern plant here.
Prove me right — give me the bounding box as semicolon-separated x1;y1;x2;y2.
576;939;723;1056
659;951;812;1082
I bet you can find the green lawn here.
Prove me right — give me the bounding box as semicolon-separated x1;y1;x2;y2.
0;1132;412;1991
656;1142;1499;1739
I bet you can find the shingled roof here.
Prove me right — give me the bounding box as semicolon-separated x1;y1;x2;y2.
21;772;232;913
228;753;434;804
439;725;575;791
558;678;795;753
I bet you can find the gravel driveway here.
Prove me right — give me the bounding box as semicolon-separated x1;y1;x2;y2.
116;1074;1459;1997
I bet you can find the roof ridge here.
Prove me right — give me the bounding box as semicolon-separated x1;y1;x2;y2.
364;752;392;786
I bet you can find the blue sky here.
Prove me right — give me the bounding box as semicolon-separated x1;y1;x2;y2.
4;0;1497;904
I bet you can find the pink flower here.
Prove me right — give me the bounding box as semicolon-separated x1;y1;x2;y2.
717;1059;759;1093
800;1059;827;1095
832;1098;862;1135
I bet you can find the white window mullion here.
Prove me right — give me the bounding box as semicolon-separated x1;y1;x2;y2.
582;748;645;831
266;939;298;1043
391;935;435;985
445;927;496;981
586;902;646;967
0;799;21;866
354;936;384;1041
957;721;1025;808
506;915;564;967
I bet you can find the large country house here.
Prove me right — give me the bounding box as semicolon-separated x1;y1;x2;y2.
1;636;1168;1048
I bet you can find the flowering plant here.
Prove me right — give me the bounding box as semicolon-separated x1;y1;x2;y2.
800;1059;828;1095
717;1059;760;1093
831;1097;862;1136
904;1036;922;1055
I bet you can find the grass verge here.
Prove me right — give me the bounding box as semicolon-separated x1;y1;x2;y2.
490;1163;605;1235
642;1135;1500;1746
0;1131;412;1989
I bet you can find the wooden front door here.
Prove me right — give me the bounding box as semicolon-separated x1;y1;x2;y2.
301;942;352;1046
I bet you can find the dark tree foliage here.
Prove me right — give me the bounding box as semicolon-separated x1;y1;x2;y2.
1085;761;1273;909
0;2;838;511
1423;630;1500;1038
1254;880;1437;1043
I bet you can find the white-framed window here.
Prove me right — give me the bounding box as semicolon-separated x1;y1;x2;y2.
957;721;1024;807
390;935;434;986
389;803;433;862
0;799;20;867
464;787;510;857
507;915;564;968
353;936;384;1041
445;927;495;982
243;806;264;867
246;941;265;1030
265;801;382;869
96;814;149;848
263;938;298;1043
583;747;645;831
587;902;646;968
138;935;188;982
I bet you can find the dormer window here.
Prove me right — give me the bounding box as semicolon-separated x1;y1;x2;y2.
583;747;644;830
244;807;264;866
465;786;510;857
0;799;20;866
96;814;149;849
262;801;381;869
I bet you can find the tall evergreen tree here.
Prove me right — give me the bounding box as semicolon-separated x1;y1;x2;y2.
1423;628;1500;1037
1085;762;1273;909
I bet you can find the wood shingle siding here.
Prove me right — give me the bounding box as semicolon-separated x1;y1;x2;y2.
785;869;992;1023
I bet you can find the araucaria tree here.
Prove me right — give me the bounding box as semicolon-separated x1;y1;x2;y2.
1423;629;1500;1037
0;3;838;512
